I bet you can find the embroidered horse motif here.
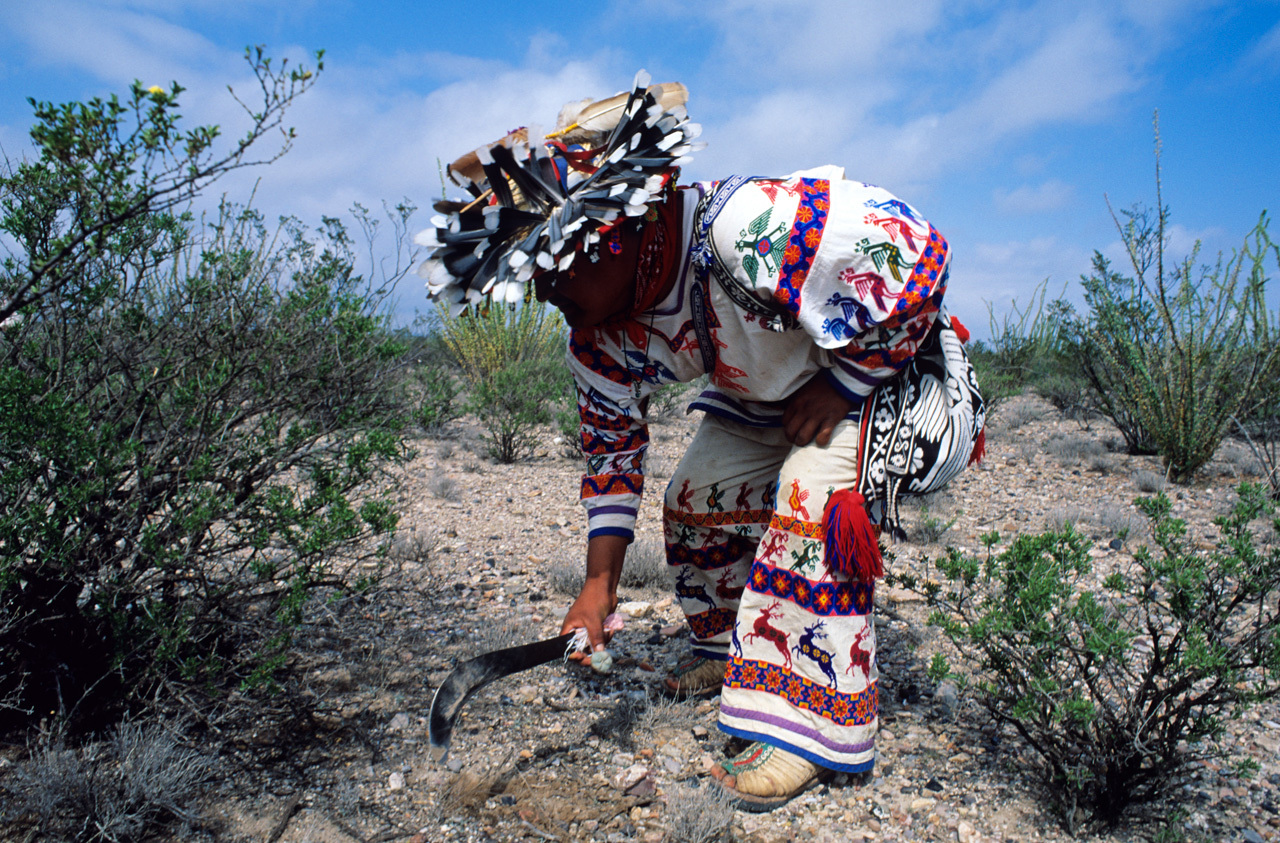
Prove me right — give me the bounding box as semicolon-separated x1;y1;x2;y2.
735;481;755;511
757;530;788;566
793;620;838;688
788;540;821;574
742;600;792;669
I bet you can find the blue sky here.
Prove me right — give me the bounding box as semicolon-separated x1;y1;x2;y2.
1;0;1277;332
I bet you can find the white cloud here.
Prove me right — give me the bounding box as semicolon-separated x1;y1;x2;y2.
951;235;1092;335
8;0;233;86
993;179;1075;214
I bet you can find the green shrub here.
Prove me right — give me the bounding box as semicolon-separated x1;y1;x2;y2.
1234;318;1280;500
468;358;563;463
970;281;1086;412
897;484;1280;833
436;298;564;386
414;364;461;433
0;52;407;731
1065;124;1276;479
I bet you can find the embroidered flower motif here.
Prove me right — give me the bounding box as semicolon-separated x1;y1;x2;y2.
907;446;925;474
874;406;895;432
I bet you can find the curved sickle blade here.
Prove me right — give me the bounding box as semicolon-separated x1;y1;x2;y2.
428;632;577;762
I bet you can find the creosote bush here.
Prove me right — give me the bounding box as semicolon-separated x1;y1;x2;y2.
0;51;407;732
893;484;1280;833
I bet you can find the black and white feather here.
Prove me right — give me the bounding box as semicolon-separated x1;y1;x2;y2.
416;70;703;313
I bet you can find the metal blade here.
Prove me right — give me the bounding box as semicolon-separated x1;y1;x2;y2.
428;632;577;762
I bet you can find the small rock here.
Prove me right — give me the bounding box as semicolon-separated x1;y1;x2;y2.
617;601;653;618
1242;830;1264;843
924;778;944;792
388;712;410;732
935;681;959;713
388;772;405;791
1108;537;1123;550
692;726;709;738
627;775;657;797
956;820;975;842
613;764;649;792
446;757;464;773
910;797;937;812
661;624;684;637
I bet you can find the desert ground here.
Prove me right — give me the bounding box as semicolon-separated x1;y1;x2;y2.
44;392;1278;843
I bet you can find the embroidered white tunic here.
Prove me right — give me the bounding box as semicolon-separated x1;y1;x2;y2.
569;166;950;542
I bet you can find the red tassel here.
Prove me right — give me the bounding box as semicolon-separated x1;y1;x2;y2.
969;428;986;466
823;489;883;584
951;316;971;344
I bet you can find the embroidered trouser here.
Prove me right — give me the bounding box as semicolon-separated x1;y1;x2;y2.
663;413;878;773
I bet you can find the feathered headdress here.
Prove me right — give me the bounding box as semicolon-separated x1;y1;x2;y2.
415;70;703;313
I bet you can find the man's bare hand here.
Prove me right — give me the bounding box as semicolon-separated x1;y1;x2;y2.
782;372;856;447
560;580;617;662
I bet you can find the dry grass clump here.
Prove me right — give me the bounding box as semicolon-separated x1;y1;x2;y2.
993;400;1042;432
428;473;461;501
546;557;583;595
4;719;211;843
1133;469;1167;493
1045;432;1106;464
620;535;673;592
662;780;735;843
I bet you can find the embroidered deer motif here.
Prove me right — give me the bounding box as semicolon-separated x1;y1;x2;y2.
735;481;754;511
793;621;838;688
715;569;744;602
787;479;811;521
847;624;875;680
742;600;792;669
675;567;717;613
